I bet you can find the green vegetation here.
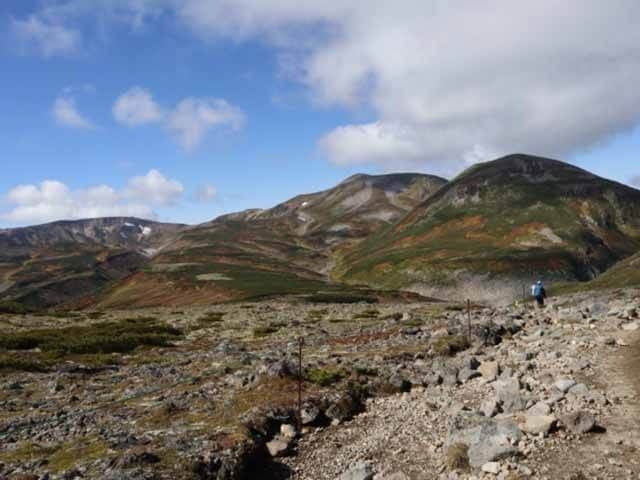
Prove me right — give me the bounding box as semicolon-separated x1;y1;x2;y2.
402;318;425;327
306;292;377;304
328;318;349;323
446;443;470;472
0;353;49;372
198;311;226;324
253;325;280;337
0;300;31;314
307;308;328;321
432;335;470;356
0;438;111;474
305;367;345;386
0;318;182;356
353;308;380;319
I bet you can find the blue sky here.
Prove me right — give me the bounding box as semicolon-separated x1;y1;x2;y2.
1;1;639;227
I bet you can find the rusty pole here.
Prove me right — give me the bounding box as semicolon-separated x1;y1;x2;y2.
297;336;304;433
467;299;471;342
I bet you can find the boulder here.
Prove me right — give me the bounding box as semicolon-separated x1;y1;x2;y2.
554;378;576;393
481;398;501;418
326;393;361;423
527;402;551;416
559;411;596;434
423;372;442;386
458;367;481;383
478;361;500;381
495;378;526;413
266;436;291;457
338;462;375;480
300;404;321;425
280;424;297;439
447;411;523;467
519;414;556;435
481;461;500;474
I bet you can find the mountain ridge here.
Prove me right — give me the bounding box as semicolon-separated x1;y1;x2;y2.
2;159;640;309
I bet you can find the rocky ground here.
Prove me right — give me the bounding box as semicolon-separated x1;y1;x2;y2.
1;288;639;479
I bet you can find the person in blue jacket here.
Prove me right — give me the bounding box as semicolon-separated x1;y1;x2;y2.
532;280;547;307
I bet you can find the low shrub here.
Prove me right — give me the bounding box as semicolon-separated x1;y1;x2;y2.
0;319;182;355
353;308;380;319
0;301;31;315
253;326;279;337
307;293;377;304
446;443;470;471
305;367;344;386
0;354;49;372
198;311;225;324
432;335;470;356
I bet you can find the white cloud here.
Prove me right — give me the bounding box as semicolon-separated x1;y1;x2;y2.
11;15;81;57
112;87;245;152
52;96;94;130
165;97;245;152
320;122;425;167
124;169;184;206
195;184;218;202
1;170;184;226
167;0;640;173
19;1;640;171
113;87;164;126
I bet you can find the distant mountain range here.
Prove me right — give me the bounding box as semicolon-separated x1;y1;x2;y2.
2;154;639;309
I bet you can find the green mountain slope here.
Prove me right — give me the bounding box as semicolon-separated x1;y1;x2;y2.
96;173;446;307
336;155;640;298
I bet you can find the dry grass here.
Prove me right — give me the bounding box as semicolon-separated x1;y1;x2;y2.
445;443;470;472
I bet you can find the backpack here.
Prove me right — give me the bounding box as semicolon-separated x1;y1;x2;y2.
533;283;543;298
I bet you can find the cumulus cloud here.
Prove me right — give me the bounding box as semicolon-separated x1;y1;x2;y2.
112;88;245;152
18;1;640;171
11;15;81;57
169;0;640;172
195;184;218;202
165;98;245;152
52;96;94;129
124;169;184;205
113;87;164;126
1;170;184;226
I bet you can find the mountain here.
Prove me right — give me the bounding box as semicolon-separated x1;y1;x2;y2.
0;218;185;309
336;154;640;300
95;173;446;308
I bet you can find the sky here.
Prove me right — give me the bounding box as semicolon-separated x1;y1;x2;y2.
1;0;639;228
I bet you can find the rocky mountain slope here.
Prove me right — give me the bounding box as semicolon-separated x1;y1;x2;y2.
1;286;639;479
337;154;640;301
0;218;185;309
95;173;445;308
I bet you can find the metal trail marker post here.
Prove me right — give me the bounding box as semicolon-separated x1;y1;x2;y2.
467;299;471;342
297;336;304;433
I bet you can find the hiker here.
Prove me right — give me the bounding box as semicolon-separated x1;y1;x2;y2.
532;280;547;308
